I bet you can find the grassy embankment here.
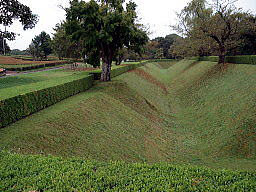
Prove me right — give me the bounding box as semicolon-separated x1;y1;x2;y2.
0;59;256;190
1;59;255;170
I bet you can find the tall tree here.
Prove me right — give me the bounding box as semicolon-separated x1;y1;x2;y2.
52;23;72;60
174;0;255;64
153;34;181;58
0;0;38;40
52;22;100;67
65;0;148;81
29;32;52;60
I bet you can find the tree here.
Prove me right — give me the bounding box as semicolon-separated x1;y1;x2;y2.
174;0;255;64
153;34;181;58
52;23;71;60
65;0;148;81
230;15;256;55
29;32;52;60
0;0;38;40
52;22;100;67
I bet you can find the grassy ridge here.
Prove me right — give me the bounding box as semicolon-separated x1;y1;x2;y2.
0;60;256;171
1;151;256;192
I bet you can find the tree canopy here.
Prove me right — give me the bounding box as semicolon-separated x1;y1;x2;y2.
65;0;148;81
0;0;38;40
29;31;52;60
173;0;255;64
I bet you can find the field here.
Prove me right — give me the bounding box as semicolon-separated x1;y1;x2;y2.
0;56;68;71
0;59;256;190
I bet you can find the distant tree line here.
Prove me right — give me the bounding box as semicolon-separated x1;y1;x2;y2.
171;0;256;64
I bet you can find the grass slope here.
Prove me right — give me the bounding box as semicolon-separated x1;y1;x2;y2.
0;60;256;172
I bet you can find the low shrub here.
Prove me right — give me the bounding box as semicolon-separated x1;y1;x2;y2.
90;61;148;80
190;55;256;65
1;151;256;191
4;61;68;71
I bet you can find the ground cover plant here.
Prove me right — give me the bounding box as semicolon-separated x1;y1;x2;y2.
1;151;256;192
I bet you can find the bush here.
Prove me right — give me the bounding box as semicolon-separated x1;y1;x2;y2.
1;151;256;191
89;61;148;80
190;55;256;65
4;61;68;71
0;75;94;128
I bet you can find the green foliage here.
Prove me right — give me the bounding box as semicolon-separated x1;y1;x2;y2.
89;61;147;80
52;23;72;59
87;48;101;68
1;60;255;171
65;0;148;81
152;34;181;58
0;74;94;128
191;55;256;65
0;61;151;128
29;31;52;60
173;0;255;63
1;151;256;191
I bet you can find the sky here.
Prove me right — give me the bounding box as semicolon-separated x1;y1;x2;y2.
5;0;256;50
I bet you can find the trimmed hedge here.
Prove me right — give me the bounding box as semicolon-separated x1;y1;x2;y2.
3;61;68;71
190;55;256;65
0;75;94;128
90;61;148;80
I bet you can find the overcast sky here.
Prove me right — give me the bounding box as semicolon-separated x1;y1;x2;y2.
5;0;256;50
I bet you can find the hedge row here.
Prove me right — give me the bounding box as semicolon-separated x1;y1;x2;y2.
4;61;68;71
190;55;256;65
89;61;148;80
0;75;94;128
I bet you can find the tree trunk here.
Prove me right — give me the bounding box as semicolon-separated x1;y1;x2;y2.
218;54;225;64
101;59;112;81
218;45;226;64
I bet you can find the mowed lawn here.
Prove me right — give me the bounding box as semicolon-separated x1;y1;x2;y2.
0;60;256;171
0;69;91;100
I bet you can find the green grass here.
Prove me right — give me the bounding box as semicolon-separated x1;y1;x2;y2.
0;69;91;100
0;60;256;172
1;151;256;192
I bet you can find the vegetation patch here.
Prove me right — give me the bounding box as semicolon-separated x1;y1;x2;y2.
1;60;256;171
1;151;256;192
